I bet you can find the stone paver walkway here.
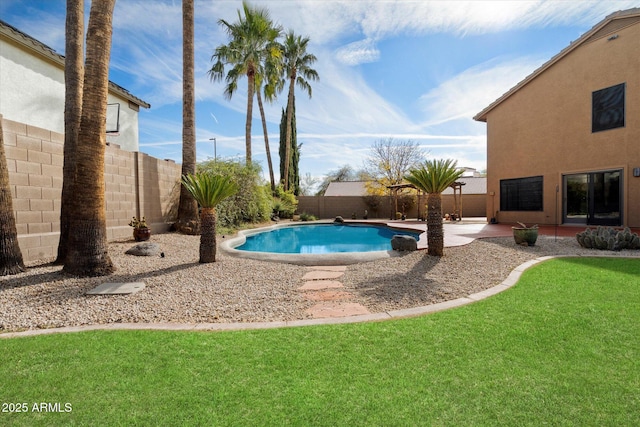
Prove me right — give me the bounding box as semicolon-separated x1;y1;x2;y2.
300;266;370;318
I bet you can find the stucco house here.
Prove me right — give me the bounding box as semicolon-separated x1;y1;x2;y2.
474;8;639;228
0;19;149;152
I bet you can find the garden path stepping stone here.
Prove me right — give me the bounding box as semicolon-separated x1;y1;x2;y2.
299;280;344;291
301;270;344;280
306;302;370;318
87;282;145;295
303;290;353;301
305;265;348;272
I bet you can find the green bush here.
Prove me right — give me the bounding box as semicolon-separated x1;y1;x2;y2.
272;185;298;219
197;160;272;228
299;212;318;221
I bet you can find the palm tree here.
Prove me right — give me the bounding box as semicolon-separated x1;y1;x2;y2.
0;115;26;276
55;0;84;264
181;173;238;263
63;0;116;276
255;70;278;193
279;30;318;191
208;1;281;165
405;159;464;257
175;0;200;235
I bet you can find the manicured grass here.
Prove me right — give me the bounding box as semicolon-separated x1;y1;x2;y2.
2;257;639;426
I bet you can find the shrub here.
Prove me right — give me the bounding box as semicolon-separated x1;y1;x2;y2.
576;226;640;251
197;160;272;228
299;212;317;221
272;185;298;219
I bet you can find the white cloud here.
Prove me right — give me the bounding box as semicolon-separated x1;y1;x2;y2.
335;39;380;66
417;56;548;127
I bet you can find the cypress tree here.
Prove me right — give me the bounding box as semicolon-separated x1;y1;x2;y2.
279;102;300;195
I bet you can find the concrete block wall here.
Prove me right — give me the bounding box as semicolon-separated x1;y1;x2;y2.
2;117;181;262
298;194;487;220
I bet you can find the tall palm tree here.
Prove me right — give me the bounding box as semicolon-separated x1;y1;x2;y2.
405;159;464;257
208;1;281;165
175;0;200;235
279;30;318;191
56;0;84;264
0;115;26;276
63;0;116;277
255;72;277;192
181;173;238;263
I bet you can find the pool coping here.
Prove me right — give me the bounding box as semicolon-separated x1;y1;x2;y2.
4;254;629;339
219;220;427;266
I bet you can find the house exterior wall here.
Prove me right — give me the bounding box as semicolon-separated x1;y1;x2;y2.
482;19;639;227
0;26;141;152
2;117;181;262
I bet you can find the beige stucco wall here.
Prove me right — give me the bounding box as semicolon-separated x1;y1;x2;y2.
2;118;181;262
0;29;142;152
482;20;640;227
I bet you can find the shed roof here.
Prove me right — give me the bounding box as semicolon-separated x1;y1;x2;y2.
473;8;640;122
0;19;151;109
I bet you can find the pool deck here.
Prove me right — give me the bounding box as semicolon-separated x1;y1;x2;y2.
380;218;600;249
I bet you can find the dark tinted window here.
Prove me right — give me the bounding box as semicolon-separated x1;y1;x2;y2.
592;83;625;132
500;176;543;211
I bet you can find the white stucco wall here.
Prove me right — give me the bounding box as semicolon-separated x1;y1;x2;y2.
0;36;140;152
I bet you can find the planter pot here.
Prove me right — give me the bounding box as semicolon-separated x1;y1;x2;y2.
512;227;538;246
133;227;151;242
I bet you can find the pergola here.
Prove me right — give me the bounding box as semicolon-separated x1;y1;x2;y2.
386;181;466;221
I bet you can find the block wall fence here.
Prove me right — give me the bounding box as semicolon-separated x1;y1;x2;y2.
2;117;181;262
297;194;487;220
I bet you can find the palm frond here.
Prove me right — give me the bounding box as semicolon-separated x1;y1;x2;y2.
181;173;238;209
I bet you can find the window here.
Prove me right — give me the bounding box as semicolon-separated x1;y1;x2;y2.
500;176;543;211
592;83;625;132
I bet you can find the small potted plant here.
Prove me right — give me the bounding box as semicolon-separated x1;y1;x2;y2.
512;222;538;246
129;216;151;241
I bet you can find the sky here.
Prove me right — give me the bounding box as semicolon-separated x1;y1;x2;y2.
2;0;638;188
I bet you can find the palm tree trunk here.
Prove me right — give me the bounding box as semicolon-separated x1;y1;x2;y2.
245;70;255;165
426;192;444;257
283;75;295;190
0;115;26;276
56;0;84;264
256;90;275;192
63;0;116;277
175;0;200;235
199;207;217;263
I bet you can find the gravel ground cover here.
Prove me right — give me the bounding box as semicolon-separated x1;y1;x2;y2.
1;232;638;333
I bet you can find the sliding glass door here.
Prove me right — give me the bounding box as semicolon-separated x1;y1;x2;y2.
563;170;622;226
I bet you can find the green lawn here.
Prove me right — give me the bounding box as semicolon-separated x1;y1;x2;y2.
2;257;639;426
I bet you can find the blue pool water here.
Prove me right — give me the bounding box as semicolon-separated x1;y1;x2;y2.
236;224;421;254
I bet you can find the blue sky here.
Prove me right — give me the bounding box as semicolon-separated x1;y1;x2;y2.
2;0;638;186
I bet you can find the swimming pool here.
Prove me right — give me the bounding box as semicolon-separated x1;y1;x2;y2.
237;223;421;253
221;222;425;265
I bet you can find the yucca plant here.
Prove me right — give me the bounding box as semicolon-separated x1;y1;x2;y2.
181;173;238;262
406;159;464;256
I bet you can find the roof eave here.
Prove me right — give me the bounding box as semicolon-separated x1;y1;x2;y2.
473;8;640;122
1;19;150;109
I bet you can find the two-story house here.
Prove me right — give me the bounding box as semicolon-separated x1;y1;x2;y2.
474;8;639;228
